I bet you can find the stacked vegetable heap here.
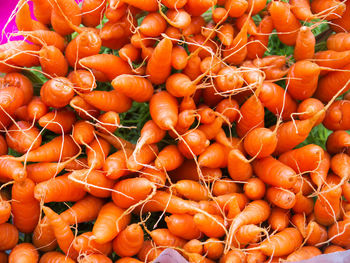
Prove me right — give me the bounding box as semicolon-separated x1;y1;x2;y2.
1;0;350;262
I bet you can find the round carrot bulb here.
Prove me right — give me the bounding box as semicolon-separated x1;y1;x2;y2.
138;166;166;188
212;180;240;197
216;98;239;124
173;180;209;201
234;225;266;246
331;0;350;32
87;137;111;169
112;224;144;257
150;228;186;248
16;0;48;31
166;73;196;98
266;187;296;210
4;72;33;105
198;117;223;141
0;199;10;224
81;0;106;27
165;214;201;240
12;178;40;233
268;207;289;232
68;70;96;93
297;98;325;126
236;95;264;138
39;109;76;134
258;228;303;256
315;50;350;76
115;258;143;263
6;121;41;154
150;91;179;130
203;238;224;260
278;144;325;173
269;2;301;46
97;111;119;134
286;246;322;262
119;44;140;63
331;153;350;180
39;251;75;262
305;221;327;246
327;33;350;51
242;178;265;200
224;0;248;17
171;46;188;70
292;192;314;215
22;30;66;52
253;157;297;189
0;252;7;263
287;61;320;100
0;86;24;115
27;96;48;121
324;245;346;254
155;145;184;171
32;0;53;25
0;223;19;251
326;130;350;155
79;54;132;81
323;100;350;131
139;12;167;37
9;243;39;263
0;135;7;156
51;0;82;36
81;90;132;113
217;23;234;46
32;217;57;252
137;240;163;262
127;144;158;171
244;127;277;159
294;26;315;61
79;254;112;263
311;0;346;20
178;129;210;158
184;239;203;254
185;0;216;16
215;66;244;93
227;149;252;181
68;169;115;198
193;213;226;238
40;77;75;108
92;202;131;244
112;75;154;102
72;120;95;145
73;231;112;256
34;174;86;203
290;0;315;21
198;143;227;169
0;157;26;182
212;7;228;23
112;177;155;208
39;45;68;77
16;135;79;163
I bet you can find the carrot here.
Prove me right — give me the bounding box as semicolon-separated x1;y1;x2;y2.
315;65;350;103
103;149;132;180
16;135;79;162
166;73;197;98
286;246;321;262
112;224;143;257
81;0;106;27
79;54;132;81
331;153;350;181
12;178;40;233
72;121;95;146
43;206;77;258
40;77;75;108
69;96;100;120
225;200;270;252
146;38;173;84
243;177;265;200
233;225;266;247
325;245;346;254
165;214;201;241
314;50;350;76
290;0;315;21
243;127;277;159
212;180;240;197
27;96;48;121
219;250;246;263
139;166;166;188
311;0;346;20
183;55;202;81
34;174;86;203
0;135;7;156
253;55;288;81
0;252;7;263
73;232;112;255
323;100;350;131
39;110;76;134
92;202;131;244
86;137;111;169
0;157;26;182
16;0;48;31
162;0;187;8
327;33;350;52
309;152;330;189
69;169;115;198
291;175;314;196
305;221;327;246
178;129;210;158
8;243;39;263
155;145;184;171
95;132;135;150
247;15;274;59
171;46;188;71
278;144;324;173
268;208;290;232
112;177;155;208
79;254;112;263
326;130;350;155
203;238;224;260
137;240;163;262
32;0;53;25
139;12;166;37
185;0;216;16
115;258;142;263
297;98;325;126
51;0;82;36
227;149;252;181
184;239;203;254
65;31;102;68
4;72;33;105
127;144;158;171
0;85;24;115
236;94;265;138
81;90;132;113
0;223;19;251
269;2;301;46
215;66;244;94
6;121;41;154
198;142;227;169
32;217;57;252
38;45;68;78
68;69;96;93
39;252;75;263
287;61;320;100
216;99;239;124
173;180;209;201
331;0;350;32
253;157;297;189
119;44;140;63
21;30;66;52
225;0;248;17
0;199;10;224
247;0;267;15
165;26;182;43
292;192;314;215
121;0;157;11
266;187;296;210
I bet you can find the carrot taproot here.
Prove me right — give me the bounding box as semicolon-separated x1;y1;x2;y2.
0;223;19;251
198;142;227;169
40;77;75;108
112;75;153;103
305;221;327;246
79;254;112;263
165;214;201;241
32;0;53;25
112;224;144;257
8;243;39;263
146;38;173;84
69;96;100;120
215;97;239;123
193;213;226;238
185;0;216;16
81;0;106;27
225;0;248;18
86;137;111;169
293;192;314;215
266;187;296;210
34;174;86;203
323;100;350;131
27;96;48;121
327;130;350;155
311;0;346;20
73;232;112;256
171;46;188;70
203;238;224;260
82;90;132;113
155;145;184;171
39;110;76;134
286;246;321;262
247;0;267;15
16;0;48;31
79;54;132;81
39;45;68;78
137;240;163;262
178;129;210;158
0;199;10;224
227;149;252;181
294;26;315;61
51;0;82;36
314;50;350;75
243;177;266;200
173;180;209;201
39;252;75;263
92;202;131;244
184;239;203;254
297;98;325;126
139;166;166;188
331;153;350;181
103;149;132;180
4;72;33;105
32;217;58;252
243;127;277;159
97;111;121;134
0;85;24;115
0;157;26;182
121;0;157;11
43;206;77;258
215;66;244;94
268;207;290;232
290;0;315;21
127;144;158;171
115;258;142;263
95;132;135;150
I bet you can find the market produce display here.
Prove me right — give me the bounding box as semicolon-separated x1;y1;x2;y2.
0;0;350;262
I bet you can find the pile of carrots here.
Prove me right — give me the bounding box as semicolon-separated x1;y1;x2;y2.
1;0;350;262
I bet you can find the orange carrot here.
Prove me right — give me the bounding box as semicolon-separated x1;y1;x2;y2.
266;187;296;210
268;207;290;232
0;223;19;251
155;145;184;171
86;137;111;169
323;100;350;131
286;246;321;262
81;0;106;27
290;0;315;21
244;177;266;200
39;252;75;263
112;224;144;257
311;0;346;20
294;26;315;61
227;149;252;181
51;0;82;36
73;232;112;256
0;157;26;182
8;243;39;263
